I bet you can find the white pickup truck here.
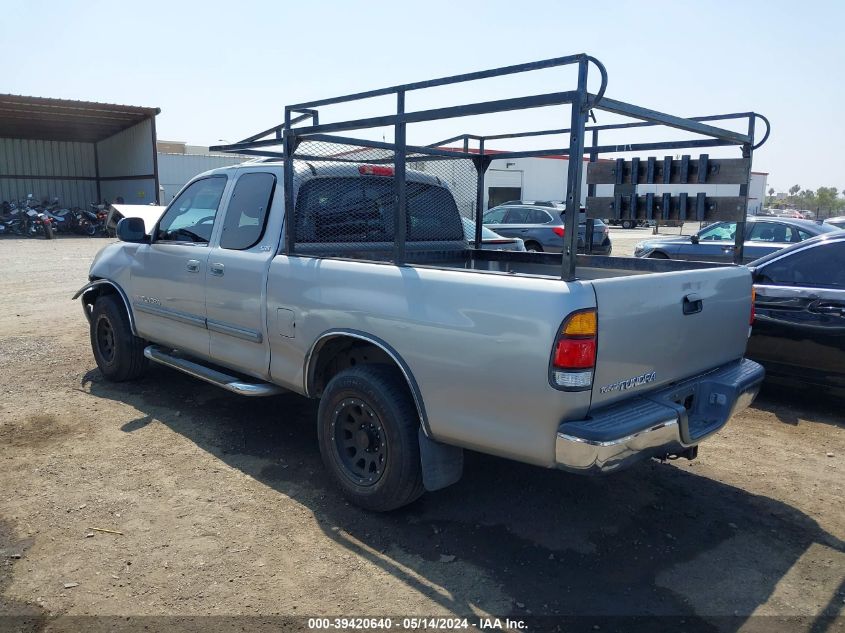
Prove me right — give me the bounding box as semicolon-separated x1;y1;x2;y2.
74;55;765;510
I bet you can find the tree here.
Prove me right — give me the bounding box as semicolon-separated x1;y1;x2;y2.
768;187;775;197
816;187;839;211
789;184;801;197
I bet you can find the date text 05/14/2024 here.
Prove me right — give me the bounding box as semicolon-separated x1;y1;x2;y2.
306;617;527;630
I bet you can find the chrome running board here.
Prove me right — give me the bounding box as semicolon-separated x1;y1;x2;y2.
144;345;286;397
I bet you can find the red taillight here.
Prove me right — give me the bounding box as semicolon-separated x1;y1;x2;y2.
550;309;597;390
552;226;565;237
553;338;596;368
358;164;394;176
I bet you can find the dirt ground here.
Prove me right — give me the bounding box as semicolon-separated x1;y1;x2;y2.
0;236;842;633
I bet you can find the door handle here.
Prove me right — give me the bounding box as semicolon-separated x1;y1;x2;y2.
683;293;703;315
186;259;200;273
209;262;225;277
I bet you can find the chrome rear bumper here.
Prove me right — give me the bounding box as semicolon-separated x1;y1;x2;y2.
556;359;764;474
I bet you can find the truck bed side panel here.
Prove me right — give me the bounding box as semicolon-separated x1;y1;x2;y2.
265;256;596;466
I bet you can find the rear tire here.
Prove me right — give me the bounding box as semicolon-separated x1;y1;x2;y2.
90;294;148;382
621;219;635;229
524;241;543;252
317;365;424;511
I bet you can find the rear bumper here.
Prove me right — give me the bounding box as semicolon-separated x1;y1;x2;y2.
555;358;764;474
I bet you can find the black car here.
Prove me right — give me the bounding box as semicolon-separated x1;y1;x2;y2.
747;233;845;392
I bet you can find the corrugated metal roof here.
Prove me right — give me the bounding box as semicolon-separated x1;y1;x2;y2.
0;94;159;143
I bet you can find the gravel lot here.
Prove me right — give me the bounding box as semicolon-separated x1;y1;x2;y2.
0;235;842;632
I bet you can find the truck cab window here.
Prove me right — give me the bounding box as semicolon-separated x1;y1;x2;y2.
220;173;276;250
156;176;227;243
295;177;463;243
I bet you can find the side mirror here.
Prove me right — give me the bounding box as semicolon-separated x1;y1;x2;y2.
690;234;700;244
116;217;148;243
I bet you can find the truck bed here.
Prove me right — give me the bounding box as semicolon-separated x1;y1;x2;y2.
293;242;735;280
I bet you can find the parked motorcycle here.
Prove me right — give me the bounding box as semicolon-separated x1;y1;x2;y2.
0;197;54;239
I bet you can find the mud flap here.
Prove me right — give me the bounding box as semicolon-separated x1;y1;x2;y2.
418;428;463;491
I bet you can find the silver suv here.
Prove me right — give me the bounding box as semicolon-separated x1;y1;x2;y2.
483;203;612;255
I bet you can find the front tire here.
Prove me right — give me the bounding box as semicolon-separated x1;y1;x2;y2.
648;251;669;259
90;295;148;382
317;365;424;511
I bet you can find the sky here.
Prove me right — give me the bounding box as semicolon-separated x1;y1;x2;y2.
2;0;844;193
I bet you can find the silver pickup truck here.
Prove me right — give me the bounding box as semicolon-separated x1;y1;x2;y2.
74;55;765;510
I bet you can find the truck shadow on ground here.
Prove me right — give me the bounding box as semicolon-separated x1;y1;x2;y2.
83;367;844;633
753;385;844;429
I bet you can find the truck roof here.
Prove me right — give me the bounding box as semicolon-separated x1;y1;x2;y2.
199;160;447;188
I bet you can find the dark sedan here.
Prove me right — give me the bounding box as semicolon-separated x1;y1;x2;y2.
483;204;612;255
633;217;838;263
746;232;845;392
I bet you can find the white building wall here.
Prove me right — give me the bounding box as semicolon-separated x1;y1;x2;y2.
748;172;767;214
485;156;589;209
157;152;248;202
97;119;154;177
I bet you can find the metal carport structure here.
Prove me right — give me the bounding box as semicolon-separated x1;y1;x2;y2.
0;94;160;207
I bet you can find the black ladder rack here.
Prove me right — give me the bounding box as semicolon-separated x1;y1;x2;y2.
210;53;769;280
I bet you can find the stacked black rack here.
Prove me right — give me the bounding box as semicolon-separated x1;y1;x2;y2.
210;53;769;281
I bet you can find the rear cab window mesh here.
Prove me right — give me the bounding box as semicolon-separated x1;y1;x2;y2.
288;140;473;259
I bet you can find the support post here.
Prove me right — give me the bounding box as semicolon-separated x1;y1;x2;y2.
93;142;102;204
283;108;295;255
734;116;755;264
474;139;486;249
150;115;160;205
585;128;598;253
562;59;589;280
394;90;407;265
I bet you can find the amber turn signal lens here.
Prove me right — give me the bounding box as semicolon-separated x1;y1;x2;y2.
563;310;597;337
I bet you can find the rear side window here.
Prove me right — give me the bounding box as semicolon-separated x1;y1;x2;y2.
504;208;531;223
220;172;276;250
483;207;508;223
759;242;845;288
748;222;806;244
295;177;463;243
529;209;552;224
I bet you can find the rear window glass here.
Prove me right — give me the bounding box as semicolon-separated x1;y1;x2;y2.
295;177;463;243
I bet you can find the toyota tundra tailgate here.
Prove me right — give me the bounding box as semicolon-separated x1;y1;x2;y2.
588;265;753;410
